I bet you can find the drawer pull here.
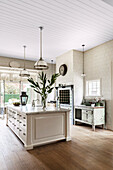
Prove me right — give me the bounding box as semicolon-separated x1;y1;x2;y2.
19;121;22;123
17;114;19;116
23;124;26;126
23;133;26;136
23;117;26;119
19;129;22;131
17;127;19;129
17;120;19;122
19;115;22;117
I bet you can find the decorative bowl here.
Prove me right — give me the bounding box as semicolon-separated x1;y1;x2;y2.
13;102;20;106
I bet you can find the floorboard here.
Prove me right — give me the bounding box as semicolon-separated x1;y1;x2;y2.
0;119;113;170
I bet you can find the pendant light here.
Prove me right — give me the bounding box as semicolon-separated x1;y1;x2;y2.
19;45;30;77
50;59;54;80
81;44;86;77
34;26;49;70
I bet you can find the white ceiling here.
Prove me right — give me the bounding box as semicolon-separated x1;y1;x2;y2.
0;0;113;63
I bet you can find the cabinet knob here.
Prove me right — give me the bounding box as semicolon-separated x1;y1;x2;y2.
23;133;26;136
19;129;22;131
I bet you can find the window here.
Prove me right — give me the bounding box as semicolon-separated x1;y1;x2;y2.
5;81;20;105
86;79;101;97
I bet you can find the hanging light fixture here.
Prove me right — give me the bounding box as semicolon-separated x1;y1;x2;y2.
81;44;86;77
34;26;49;70
19;45;30;77
51;59;54;75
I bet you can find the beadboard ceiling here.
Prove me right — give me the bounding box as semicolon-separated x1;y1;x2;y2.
0;0;113;63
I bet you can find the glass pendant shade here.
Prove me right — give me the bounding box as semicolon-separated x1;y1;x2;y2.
81;73;86;77
34;58;49;70
19;45;30;78
34;26;49;70
19;69;30;77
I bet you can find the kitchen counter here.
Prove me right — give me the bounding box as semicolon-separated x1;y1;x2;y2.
7;104;70;114
6;105;71;150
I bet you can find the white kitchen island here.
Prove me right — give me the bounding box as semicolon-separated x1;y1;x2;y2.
6;105;71;150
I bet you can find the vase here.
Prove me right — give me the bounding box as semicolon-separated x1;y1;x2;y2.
42;98;47;110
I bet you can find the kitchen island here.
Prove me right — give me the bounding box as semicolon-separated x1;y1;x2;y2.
6;105;71;150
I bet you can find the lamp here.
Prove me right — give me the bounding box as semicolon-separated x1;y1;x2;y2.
34;26;49;70
81;44;86;77
19;46;30;77
20;91;28;105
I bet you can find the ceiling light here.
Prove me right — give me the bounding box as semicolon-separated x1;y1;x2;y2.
34;27;49;70
81;44;86;77
19;46;30;77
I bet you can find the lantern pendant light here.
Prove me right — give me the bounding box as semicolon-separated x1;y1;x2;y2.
81;44;86;77
34;26;49;70
19;45;30;77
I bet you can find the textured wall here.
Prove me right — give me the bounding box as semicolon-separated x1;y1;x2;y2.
56;50;73;86
73;50;83;105
84;40;113;130
56;50;83;106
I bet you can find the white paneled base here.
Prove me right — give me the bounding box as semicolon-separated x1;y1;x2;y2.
32;113;65;145
26;111;71;150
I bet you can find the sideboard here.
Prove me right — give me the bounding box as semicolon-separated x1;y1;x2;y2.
75;105;105;131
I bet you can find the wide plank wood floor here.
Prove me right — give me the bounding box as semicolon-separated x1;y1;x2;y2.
0;118;113;170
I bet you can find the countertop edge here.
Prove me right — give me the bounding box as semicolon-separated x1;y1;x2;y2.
7;105;70;115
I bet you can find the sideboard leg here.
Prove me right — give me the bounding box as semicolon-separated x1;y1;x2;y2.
92;125;95;131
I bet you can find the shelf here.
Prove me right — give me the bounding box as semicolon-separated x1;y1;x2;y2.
75;119;92;125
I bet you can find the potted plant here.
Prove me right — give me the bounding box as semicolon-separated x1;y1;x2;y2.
28;72;59;109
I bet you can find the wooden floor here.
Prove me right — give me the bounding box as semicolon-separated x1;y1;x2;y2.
1;119;113;170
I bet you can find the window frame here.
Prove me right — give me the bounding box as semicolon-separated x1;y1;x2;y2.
85;79;102;97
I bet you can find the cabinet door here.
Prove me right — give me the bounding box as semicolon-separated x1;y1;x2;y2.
82;110;93;123
88;113;93;123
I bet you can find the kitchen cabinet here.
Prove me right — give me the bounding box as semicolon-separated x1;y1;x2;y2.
75;106;105;131
6;107;26;144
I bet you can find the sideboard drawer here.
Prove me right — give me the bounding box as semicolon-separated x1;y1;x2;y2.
82;110;92;114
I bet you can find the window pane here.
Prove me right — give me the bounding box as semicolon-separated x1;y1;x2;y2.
86;79;101;96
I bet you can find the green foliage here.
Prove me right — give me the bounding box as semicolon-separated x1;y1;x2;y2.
5;83;20;94
28;72;59;106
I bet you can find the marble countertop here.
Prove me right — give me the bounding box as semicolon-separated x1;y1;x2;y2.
7;104;70;115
